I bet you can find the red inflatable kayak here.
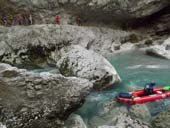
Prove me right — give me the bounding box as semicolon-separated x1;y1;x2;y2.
117;86;170;105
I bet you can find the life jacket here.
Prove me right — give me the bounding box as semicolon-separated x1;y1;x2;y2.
144;84;154;95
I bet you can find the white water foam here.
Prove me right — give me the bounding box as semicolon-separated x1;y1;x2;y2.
146;65;169;69
126;65;142;69
127;65;169;69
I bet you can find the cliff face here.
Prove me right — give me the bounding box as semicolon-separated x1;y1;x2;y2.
10;0;170;18
1;0;170;26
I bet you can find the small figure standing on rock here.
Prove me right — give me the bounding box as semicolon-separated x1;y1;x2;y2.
23;14;33;25
76;15;82;26
23;15;28;25
55;15;60;24
13;14;24;25
28;14;33;25
1;13;8;26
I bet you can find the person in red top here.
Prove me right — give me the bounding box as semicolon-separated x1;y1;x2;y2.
13;14;24;25
55;15;60;24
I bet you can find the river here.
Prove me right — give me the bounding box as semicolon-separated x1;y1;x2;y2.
75;50;170;125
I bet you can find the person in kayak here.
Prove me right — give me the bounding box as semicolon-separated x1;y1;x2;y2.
144;82;156;95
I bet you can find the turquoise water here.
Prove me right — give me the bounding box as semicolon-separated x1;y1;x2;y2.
108;50;170;87
76;50;170;120
31;67;58;73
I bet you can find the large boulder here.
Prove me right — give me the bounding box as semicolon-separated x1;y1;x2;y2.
57;45;121;90
0;63;93;128
146;37;170;59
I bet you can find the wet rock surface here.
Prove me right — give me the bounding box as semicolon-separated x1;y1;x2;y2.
0;63;93;128
91;113;149;128
57;45;121;90
87;100;150;128
129;104;151;122
64;114;87;128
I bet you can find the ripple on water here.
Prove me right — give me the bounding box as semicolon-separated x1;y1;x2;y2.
126;64;170;69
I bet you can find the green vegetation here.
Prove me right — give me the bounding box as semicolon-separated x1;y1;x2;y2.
145;39;153;46
121;33;143;44
59;57;73;77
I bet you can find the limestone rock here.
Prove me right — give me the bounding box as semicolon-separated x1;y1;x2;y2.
90;113;149;128
89;101;151;128
129;104;151;122
0;63;93;128
9;0;170;19
146;37;170;59
57;45;121;90
89;106;128;127
112;113;149;128
0;25;133;67
65;114;87;128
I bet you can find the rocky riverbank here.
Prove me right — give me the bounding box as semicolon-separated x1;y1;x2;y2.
0;0;170;128
0;63;93;128
146;37;170;59
0;43;121;127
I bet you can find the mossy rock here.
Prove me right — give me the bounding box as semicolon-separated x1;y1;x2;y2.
145;39;153;46
59;57;73;77
121;34;143;44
